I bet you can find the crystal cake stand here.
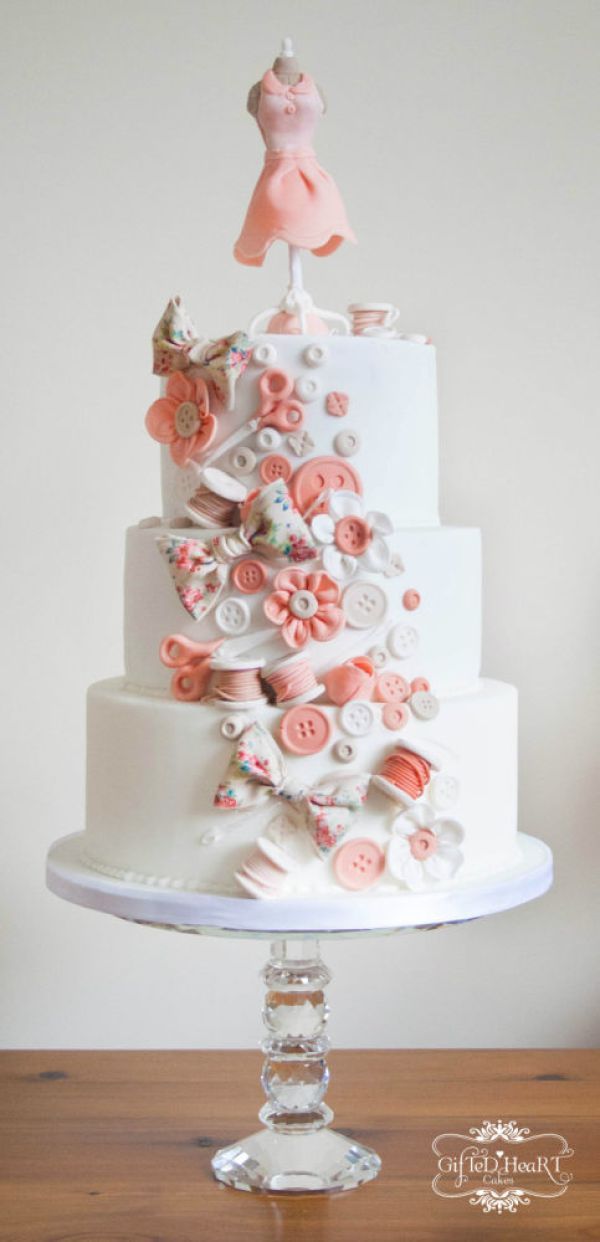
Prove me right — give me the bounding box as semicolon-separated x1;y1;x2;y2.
46;830;552;1194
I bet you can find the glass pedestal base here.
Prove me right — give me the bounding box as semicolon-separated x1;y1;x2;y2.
212;1125;381;1193
211;938;382;1193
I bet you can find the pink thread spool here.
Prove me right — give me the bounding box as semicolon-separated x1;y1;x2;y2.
263;653;323;707
235;836;295;898
209;657;266;708
371;740;440;806
348;302;399;336
185;467;247;528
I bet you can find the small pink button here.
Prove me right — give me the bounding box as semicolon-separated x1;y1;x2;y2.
334;515;371;555
280;705;331;755
382;702;409;731
333;838;385;891
259;454;293;484
403;589;421;611
231;559;269;595
409;828;438;860
290;456;363;515
375;672;411;703
410;676;431;694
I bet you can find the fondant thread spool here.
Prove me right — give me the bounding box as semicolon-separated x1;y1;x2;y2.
348;303;400;336
264;653;323;707
371;743;436;806
235;837;294;898
185;485;240;528
209;658;266;709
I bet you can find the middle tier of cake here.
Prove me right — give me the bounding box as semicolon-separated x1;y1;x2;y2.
124;522;482;693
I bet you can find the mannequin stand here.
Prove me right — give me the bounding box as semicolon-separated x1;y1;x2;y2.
212;937;381;1192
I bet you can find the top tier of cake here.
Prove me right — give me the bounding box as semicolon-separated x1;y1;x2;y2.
160;333;439;527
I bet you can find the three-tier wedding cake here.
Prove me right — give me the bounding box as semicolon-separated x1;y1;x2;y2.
79;42;520;915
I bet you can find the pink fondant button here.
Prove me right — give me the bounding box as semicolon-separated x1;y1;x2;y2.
375;672;411;703
410;676;431;694
403;589;421;611
259;453;293;484
290;456;363;515
382;702;409;731
333;838;385;891
231;558;269;594
335;515;371;555
280;705;332;755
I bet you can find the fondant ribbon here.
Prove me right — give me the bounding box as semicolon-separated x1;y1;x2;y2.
214;721;369;857
157;478;318;621
152;296;252;410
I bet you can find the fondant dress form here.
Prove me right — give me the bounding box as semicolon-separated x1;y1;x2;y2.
234;70;356;267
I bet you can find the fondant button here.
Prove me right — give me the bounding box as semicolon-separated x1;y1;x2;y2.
410;676;430;694
334;739;358;763
339;700;376;737
342;581;388;628
280;705;331;755
214;597;250;635
230;447;256;476
256;427;281;451
382;702;409;731
431;774;460;810
285;104;296;114
333;838;385;891
410;690;440;721
403;589;421;611
303;344;328;367
290;456;362;515
385;552;405;578
174;401;200;437
334;430;361;457
231;558;269;594
221;714;245;739
289;589;318;619
295;376;321;402
387;624;418;658
375;672;411;703
253;343;277;367
259;453;293;484
335;515;371;555
369;644;388;668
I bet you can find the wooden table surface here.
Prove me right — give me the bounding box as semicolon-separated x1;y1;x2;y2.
1;1050;598;1241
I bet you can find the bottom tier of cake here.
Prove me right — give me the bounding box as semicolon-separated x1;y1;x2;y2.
83;677;518;900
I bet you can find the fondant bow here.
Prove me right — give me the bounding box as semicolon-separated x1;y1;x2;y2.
214;721;369;858
152;296;251;410
157;478;318;621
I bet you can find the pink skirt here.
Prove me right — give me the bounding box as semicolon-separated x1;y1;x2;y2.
234;150;356;267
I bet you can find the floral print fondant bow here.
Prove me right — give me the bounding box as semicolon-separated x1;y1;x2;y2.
152;296;251;410
157;479;318;620
214;721;369;857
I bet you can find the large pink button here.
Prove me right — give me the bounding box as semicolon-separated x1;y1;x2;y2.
334;515;371;555
375;672;411;703
231;558;269;594
290;456;363;516
280;705;332;755
333;838;385;891
259;453;293;484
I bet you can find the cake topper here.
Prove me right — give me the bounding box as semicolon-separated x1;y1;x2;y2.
234;38;355;335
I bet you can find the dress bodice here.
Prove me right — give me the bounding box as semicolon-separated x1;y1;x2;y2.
257;69;323;153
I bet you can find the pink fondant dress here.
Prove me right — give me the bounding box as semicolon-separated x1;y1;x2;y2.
234;70;356;267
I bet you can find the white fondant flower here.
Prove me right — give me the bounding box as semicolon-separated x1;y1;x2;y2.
310;491;393;582
386;803;465;891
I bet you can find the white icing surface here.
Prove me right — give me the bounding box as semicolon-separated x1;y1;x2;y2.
84;677;518;898
160;334;439;526
124;523;482;693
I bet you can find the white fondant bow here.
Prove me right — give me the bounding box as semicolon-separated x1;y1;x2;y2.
214;720;369;858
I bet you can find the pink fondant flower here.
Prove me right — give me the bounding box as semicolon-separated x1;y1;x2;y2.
386;803;465;891
263;568;345;649
145;371;216;466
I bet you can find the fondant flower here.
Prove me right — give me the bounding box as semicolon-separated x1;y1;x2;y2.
263;569;345;649
310;491;393;581
145;371;216;466
386;803;465;891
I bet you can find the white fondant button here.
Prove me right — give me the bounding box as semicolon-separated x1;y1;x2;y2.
175;401;200;437
221;714;245;739
339;700;376;737
230;447;256;476
253;343;277;366
431;774;460;810
256;427;282;451
215;597;251;635
343;581;388;628
303;344;328;367
334;429;361;457
369;644;388;668
295;376;321;402
410;689;440;721
289;589;318;619
387;624;419;659
334;739;358;763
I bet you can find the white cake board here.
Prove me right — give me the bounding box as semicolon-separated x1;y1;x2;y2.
46;832;552;938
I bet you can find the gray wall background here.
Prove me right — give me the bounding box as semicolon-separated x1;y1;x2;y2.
1;0;598;1048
